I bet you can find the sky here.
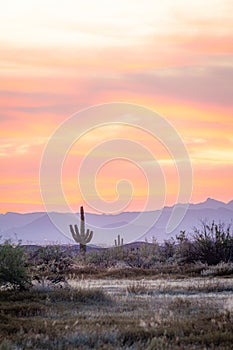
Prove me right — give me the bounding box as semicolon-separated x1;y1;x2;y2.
0;0;232;214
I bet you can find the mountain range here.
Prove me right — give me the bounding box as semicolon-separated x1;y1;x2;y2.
0;198;232;246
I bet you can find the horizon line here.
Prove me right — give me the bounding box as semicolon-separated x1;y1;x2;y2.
0;197;231;215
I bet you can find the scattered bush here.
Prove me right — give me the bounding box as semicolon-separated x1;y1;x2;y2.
0;240;30;290
32;245;72;273
29;245;72;286
192;221;233;265
174;221;233;266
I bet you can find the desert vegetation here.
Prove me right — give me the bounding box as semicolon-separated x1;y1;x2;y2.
0;220;233;349
69;206;94;256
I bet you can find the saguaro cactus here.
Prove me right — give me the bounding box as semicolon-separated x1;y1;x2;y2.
69;206;93;255
114;234;124;247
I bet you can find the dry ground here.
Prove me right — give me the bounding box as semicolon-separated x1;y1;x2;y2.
0;276;233;349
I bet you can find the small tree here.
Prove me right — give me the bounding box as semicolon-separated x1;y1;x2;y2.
0;240;30;290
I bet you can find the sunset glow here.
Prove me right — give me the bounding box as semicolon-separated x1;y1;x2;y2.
0;0;232;213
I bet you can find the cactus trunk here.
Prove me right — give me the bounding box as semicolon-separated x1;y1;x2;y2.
80;243;86;254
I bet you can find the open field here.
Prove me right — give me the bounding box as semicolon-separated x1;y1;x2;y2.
1;276;233;349
1;236;233;349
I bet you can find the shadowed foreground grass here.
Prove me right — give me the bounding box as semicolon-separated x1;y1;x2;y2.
0;279;233;350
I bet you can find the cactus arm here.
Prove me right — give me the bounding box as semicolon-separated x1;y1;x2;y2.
70;224;77;241
69;224;75;237
69;224;81;243
74;224;80;236
74;224;81;241
85;230;93;243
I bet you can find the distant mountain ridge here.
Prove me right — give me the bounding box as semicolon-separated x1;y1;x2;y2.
0;198;232;246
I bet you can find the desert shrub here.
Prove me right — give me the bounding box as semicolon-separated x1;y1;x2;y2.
124;244;160;268
124;249;145;268
79;247;122;268
84;243;161;269
175;231;196;264
30;245;73;286
29;245;73;289
192;221;233;265
33;245;72;272
0;240;30;290
85;249;114;268
159;238;176;262
173;222;233;266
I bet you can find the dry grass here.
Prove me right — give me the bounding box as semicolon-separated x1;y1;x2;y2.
68;276;233;296
67;264;206;279
0;277;233;349
126;280;151;295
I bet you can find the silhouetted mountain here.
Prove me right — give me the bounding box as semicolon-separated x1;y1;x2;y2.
188;198;225;210
0;212;44;232
0;199;232;246
226;200;233;210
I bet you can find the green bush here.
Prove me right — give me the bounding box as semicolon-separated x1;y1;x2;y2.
0;241;30;290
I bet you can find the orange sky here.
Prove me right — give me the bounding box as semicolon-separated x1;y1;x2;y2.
0;0;233;213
